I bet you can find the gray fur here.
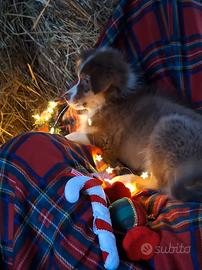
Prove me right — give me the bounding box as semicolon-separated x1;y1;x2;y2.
87;93;202;202
69;48;202;202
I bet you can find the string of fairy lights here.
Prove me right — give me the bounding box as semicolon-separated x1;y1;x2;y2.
32;101;58;133
32;101;149;194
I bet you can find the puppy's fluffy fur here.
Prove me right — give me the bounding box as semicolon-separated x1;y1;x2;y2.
66;47;202;202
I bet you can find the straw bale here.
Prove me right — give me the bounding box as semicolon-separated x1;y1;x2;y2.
0;0;118;145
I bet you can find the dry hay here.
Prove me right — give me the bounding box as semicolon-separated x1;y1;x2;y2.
0;0;118;145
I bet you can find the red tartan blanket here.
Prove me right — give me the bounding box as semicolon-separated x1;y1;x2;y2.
1;1;202;269
1;132;202;270
97;0;202;110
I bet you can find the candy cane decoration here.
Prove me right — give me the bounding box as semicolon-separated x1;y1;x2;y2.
64;169;120;270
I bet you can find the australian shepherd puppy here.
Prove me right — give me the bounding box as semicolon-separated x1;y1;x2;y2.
66;47;202;202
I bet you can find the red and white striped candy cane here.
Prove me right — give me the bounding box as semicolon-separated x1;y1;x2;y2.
64;169;119;270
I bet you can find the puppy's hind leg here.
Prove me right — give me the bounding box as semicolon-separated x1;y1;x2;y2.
148;114;202;201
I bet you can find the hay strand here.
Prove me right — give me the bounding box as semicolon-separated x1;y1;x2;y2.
0;0;118;145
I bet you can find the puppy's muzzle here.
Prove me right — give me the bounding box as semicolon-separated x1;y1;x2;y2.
65;85;87;111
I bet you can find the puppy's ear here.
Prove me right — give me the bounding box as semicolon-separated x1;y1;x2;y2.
78;47;130;93
76;49;95;71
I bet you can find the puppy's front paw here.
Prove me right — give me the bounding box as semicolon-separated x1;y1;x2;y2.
65;132;91;145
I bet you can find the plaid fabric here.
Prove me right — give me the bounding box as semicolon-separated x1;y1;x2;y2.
134;191;202;270
1;132;202;270
0;132;140;270
1;1;202;269
97;0;202;111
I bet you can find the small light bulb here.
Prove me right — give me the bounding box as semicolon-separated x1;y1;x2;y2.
95;154;103;162
44;113;51;121
141;171;149;179
47;108;54;114
33;114;41;120
106;167;113;174
125;183;137;194
48;101;57;109
50;127;55;134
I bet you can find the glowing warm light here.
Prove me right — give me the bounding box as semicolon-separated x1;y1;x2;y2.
48;101;58;109
106;167;114;174
88;118;92;126
95;154;103;162
50;127;55;134
47;108;54;114
33;100;58;129
141;171;149;179
44;115;50;121
33;114;40;120
125;183;137;194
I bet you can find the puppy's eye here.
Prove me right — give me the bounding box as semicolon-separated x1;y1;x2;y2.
83;75;91;93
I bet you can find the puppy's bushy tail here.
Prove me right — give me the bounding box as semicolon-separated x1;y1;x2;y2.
171;160;202;202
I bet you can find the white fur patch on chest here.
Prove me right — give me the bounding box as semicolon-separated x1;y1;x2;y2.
77;108;98;132
65;108;98;145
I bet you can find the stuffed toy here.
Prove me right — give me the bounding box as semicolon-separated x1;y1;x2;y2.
105;181;160;261
64;169;119;270
64;170;160;270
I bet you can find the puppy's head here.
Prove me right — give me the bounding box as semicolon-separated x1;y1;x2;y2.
66;47;137;111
